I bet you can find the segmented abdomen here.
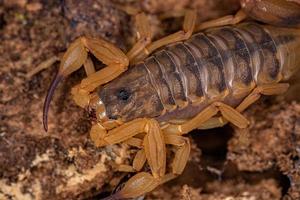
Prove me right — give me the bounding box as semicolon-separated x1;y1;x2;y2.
139;23;290;121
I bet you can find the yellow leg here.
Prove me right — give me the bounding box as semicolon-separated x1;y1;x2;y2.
90;119;147;146
163;101;249;135
143;119;166;179
216;102;249;129
164;133;191;175
26;56;60;79
117;149;146;172
113;172;159;199
231;83;289;145
195;9;247;32
163;103;219;135
122;126;192;177
132;9;197;63
132;149;147;171
90;118;166;179
83;56;96;76
111;172;177;199
234;127;251;147
123;137;143;148
197;84;289;130
117;138;145;173
90;118;170;199
236;83;289;112
197;116;228;130
117;165;135;172
126;12;152;62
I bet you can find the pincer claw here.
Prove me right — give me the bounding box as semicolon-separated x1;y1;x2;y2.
90;123;109;147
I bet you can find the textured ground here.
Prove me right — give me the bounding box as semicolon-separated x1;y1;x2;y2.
0;0;299;199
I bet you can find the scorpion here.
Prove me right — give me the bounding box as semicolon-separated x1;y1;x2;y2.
42;0;300;199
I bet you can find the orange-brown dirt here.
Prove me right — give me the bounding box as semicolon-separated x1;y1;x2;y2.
0;0;299;199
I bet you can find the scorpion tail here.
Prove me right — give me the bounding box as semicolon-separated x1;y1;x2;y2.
43;72;64;132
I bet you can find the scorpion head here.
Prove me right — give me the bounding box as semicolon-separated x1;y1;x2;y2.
87;64;164;124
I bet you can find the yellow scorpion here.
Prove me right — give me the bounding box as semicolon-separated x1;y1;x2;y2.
42;0;300;198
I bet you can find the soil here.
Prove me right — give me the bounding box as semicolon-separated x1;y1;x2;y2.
0;0;299;200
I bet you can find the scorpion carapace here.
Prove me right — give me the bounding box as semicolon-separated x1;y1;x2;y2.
42;0;300;199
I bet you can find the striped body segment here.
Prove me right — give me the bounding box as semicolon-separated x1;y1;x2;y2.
141;23;292;122
100;23;300;122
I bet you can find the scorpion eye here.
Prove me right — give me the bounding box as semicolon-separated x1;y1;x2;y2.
117;89;131;101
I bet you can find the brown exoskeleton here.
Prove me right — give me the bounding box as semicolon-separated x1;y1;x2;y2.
42;0;300;198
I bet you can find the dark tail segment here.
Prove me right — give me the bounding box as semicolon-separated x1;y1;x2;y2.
43;73;64;132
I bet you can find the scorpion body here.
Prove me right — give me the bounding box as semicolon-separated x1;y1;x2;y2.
100;23;300;123
41;0;300;199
